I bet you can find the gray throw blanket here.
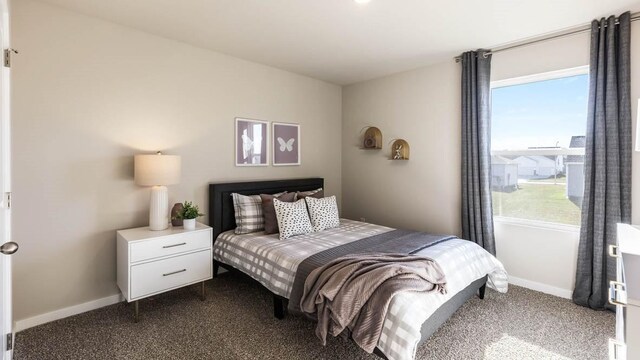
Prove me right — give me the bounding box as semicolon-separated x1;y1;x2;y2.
299;253;447;354
289;229;455;313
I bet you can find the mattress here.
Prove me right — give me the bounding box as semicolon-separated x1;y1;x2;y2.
213;219;508;360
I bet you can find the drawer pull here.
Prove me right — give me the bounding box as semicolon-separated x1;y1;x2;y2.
609;281;628;306
608;338;627;360
609;245;621;258
163;269;187;277
162;242;187;249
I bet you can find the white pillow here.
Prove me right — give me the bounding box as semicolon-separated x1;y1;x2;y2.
273;198;313;240
305;196;340;232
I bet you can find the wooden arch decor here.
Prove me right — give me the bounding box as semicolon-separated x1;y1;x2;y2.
390;139;410;160
362;126;383;149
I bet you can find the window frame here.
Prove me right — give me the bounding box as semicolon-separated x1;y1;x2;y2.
490;65;589;232
491;66;589;90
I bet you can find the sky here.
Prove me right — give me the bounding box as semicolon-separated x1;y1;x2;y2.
491;74;589;151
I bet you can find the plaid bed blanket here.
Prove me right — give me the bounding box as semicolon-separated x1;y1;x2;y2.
213;219;392;298
212;219;508;360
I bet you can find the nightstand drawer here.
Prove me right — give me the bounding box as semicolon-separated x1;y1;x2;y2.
130;230;211;263
130;249;211;299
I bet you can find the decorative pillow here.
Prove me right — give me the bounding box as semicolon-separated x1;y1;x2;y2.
232;193;264;234
260;192;296;234
305;196;340;232
295;188;324;200
273;198;313;240
232;192;284;234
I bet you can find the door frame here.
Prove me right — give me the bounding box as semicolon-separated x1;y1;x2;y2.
0;0;12;357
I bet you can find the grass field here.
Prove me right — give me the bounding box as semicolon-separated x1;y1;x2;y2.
492;183;581;226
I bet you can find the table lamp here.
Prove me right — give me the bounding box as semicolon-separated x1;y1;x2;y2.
134;152;181;231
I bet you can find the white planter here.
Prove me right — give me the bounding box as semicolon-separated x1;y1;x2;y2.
183;218;196;230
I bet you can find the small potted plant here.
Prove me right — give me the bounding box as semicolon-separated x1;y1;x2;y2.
176;201;204;230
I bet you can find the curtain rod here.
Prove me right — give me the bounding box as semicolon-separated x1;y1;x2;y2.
454;12;640;63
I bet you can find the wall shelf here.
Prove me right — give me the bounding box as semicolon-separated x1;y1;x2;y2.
361;126;383;150
390;139;410;160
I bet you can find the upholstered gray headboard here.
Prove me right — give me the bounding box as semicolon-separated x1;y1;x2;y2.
208;178;324;241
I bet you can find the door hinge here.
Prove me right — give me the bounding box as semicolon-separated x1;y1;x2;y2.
2;192;9;209
3;48;17;68
6;333;11;351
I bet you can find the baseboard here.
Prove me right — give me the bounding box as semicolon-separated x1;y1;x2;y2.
14;293;124;333
11;275;570;332
508;275;573;299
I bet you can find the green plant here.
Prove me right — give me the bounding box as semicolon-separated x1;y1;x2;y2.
177;201;204;220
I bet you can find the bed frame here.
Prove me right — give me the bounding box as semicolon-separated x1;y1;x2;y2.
209;178;325;318
208;178;487;358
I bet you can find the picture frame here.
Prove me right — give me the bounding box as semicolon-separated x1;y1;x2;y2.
235;118;269;166
272;122;301;166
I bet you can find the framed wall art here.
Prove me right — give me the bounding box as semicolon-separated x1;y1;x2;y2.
272;122;300;166
235;118;269;166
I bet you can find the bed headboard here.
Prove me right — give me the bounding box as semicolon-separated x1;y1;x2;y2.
208;178;324;241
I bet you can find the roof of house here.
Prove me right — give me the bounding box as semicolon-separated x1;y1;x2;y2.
525;147;563;163
491;155;518;165
567;135;586;163
513;155;556;166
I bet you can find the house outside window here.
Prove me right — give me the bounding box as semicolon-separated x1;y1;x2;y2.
491;67;589;228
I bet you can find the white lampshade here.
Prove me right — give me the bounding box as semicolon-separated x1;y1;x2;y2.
134;152;181;186
636;99;640;152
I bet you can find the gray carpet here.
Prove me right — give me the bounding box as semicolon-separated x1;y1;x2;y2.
14;272;613;360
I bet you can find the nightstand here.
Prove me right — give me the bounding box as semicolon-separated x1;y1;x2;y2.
116;222;213;322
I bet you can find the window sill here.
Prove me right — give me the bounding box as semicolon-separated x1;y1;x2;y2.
493;216;580;233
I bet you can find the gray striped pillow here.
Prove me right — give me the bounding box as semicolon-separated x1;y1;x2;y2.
232;192;284;234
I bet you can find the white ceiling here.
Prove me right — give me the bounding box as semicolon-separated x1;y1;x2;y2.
37;0;640;85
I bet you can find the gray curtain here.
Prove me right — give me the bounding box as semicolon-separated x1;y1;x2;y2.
573;12;632;310
461;50;496;256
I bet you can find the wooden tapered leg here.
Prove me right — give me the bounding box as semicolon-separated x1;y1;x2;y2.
133;301;139;323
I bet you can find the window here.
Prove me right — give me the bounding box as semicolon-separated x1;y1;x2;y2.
491;67;589;227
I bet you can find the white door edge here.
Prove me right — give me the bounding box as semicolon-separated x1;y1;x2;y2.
0;0;13;358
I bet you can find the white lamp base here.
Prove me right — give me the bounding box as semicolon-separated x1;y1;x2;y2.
149;185;169;231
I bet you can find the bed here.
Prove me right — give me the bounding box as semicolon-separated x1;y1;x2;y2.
209;178;508;360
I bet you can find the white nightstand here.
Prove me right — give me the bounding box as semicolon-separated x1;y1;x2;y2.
117;222;213;322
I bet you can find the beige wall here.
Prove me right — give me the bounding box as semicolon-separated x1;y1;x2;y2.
342;61;461;235
11;0;342;322
343;23;640;296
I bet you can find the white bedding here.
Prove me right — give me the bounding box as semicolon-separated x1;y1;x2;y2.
382;237;508;360
212;219;508;360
